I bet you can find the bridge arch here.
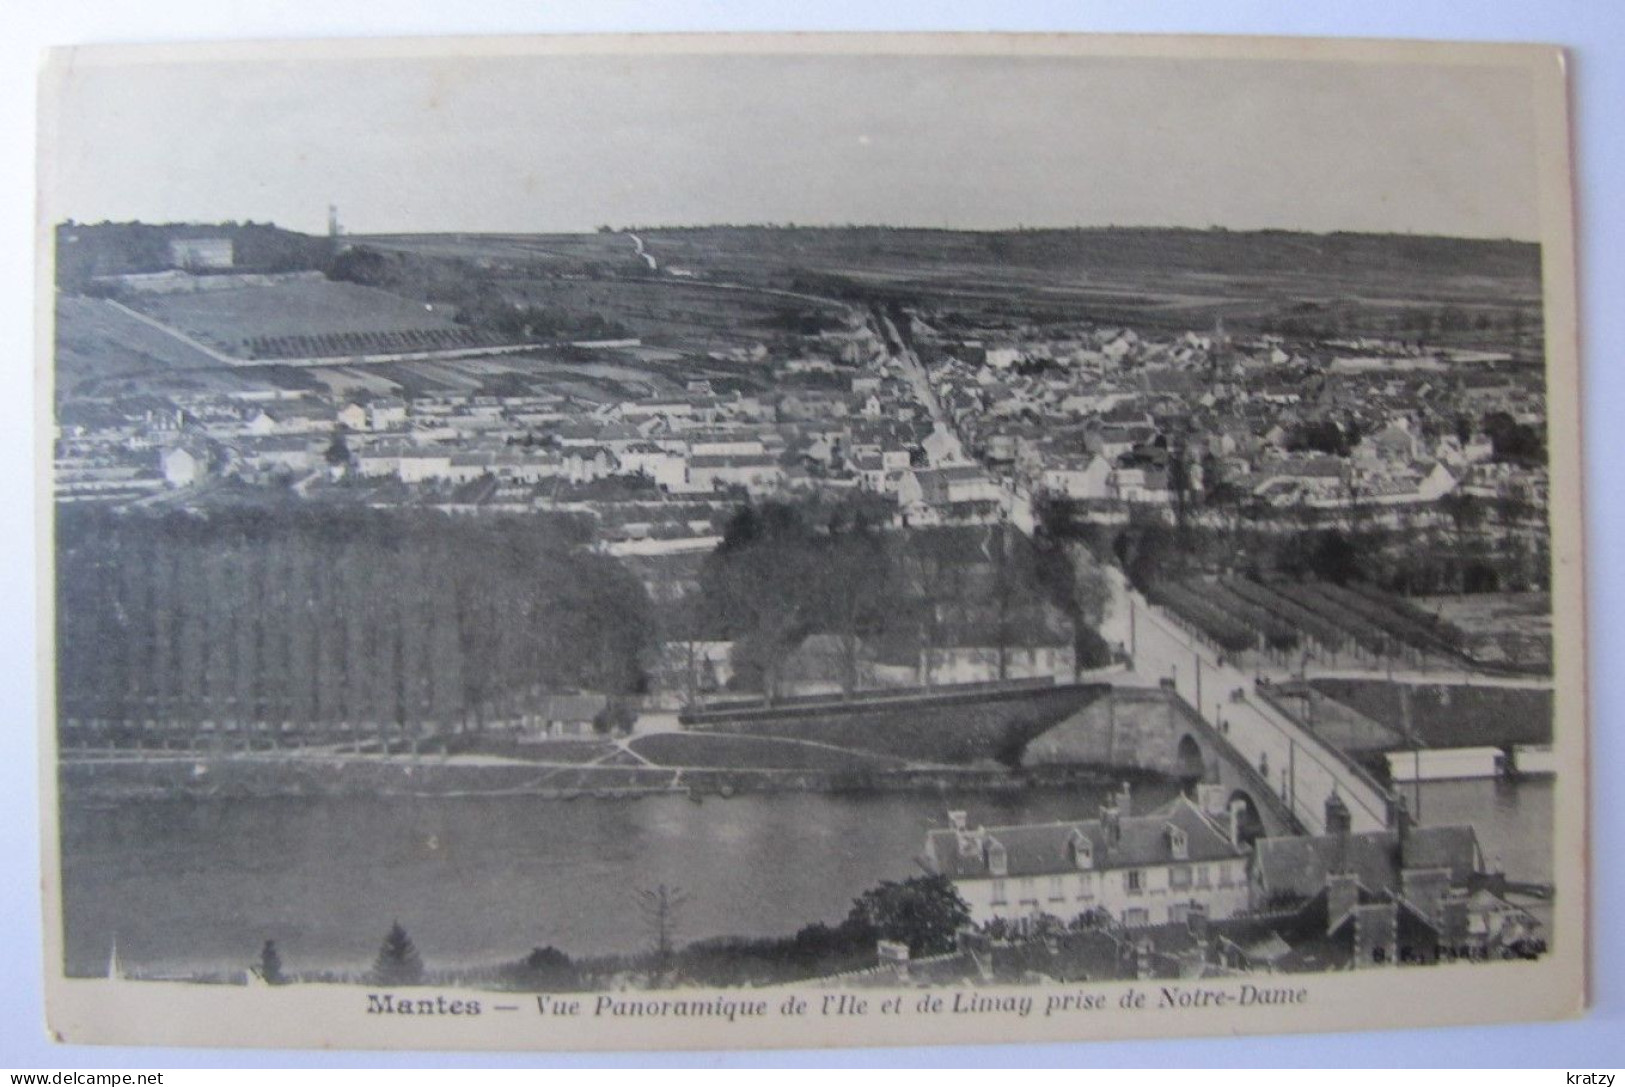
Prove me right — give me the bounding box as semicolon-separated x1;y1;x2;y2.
1227;789;1267;847
1175;734;1206;781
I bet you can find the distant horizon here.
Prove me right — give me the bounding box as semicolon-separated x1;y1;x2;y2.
56;218;1541;246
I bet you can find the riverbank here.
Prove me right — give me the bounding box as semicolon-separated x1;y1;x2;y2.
58;750;1159;803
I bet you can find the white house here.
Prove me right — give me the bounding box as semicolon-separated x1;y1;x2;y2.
160;446;203;487
397;450;453;483
337;403;368;431
920;790;1252;929
899;465;1003;510
368;398;409;431
1417;461;1459;501
1040;455;1112;501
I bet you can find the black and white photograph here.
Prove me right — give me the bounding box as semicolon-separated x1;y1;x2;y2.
35;34;1586;1050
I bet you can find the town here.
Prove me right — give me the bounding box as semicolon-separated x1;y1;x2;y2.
53;219;1555;990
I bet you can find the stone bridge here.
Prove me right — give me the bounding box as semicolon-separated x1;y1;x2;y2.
1021;685;1306;841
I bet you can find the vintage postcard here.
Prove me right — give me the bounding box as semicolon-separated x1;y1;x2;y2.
36;33;1585;1050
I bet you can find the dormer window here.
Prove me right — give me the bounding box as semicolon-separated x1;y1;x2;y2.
986;838;1008;877
1068;828;1094;870
1166;824;1189;861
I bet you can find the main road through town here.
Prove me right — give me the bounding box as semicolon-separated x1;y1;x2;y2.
1099;566;1394;834
877;309;969;465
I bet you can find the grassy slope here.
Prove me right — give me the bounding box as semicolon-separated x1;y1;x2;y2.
685;685;1110;764
1309;679;1552;748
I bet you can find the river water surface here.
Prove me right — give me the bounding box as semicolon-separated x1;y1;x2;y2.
62;783;1177;977
60;776;1551;978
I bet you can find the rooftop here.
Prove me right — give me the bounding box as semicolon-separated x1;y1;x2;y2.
924;795;1244;880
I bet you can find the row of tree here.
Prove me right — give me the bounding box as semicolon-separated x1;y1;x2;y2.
55;507;652;736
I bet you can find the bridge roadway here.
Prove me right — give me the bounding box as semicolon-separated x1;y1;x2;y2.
1099;567;1395;836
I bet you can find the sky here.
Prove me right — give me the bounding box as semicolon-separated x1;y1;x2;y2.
43;45;1542;239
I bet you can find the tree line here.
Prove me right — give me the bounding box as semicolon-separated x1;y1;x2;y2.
55;221;331;289
682;495;1111;702
55;506;653;740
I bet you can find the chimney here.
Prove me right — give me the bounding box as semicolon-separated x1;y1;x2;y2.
1324;790;1352;837
1401;867;1452;926
1352;901;1399;969
1387;793;1413;845
1326;872;1360;934
1226;799;1245;849
1101;802;1122;850
1439;888;1471;949
1118;781;1133;816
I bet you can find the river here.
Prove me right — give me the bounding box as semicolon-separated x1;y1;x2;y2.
1409;775;1553;885
60;782;1181;978
59;775;1553;979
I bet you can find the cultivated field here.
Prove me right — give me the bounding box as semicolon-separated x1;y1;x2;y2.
361;226;1542;352
54;296;257;399
362;231;647;271
631;226;1545;344
1149;575;1483;670
1414;593;1553;673
123;278;476;358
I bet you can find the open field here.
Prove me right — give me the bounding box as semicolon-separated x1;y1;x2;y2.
359;226;1541;350
123;278;477;358
54;296;260;399
1414;593;1552;672
631;226;1544;343
362;231;648;271
493;275;849;347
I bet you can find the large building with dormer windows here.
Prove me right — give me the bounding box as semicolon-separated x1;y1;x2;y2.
919;787;1252;929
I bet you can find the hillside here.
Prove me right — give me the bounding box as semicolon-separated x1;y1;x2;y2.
55;221;331;288
363;224;1542;342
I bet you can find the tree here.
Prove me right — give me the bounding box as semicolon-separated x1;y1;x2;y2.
638;884;690;981
256;939;285;985
986;523;1049;681
698;503;818;701
593;699;637;735
324;432;353;471
1028;508;1113;674
1308;529;1361;586
844;874;972;956
810;521;900;695
504;945;580;990
1481;411;1545;465
371;921;425;986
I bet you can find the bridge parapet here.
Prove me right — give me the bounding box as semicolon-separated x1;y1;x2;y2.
1248;684;1397;833
1160;689;1304;838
